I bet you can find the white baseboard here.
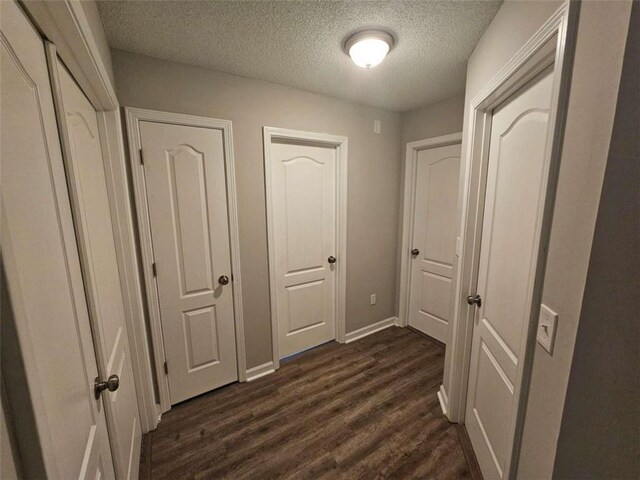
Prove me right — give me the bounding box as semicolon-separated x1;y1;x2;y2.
245;361;275;382
345;316;398;344
437;384;449;417
154;404;162;429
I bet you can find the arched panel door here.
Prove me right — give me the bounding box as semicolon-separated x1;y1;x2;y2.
465;66;555;480
54;59;141;479
140;121;238;404
269;141;337;358
408;143;461;343
1;1;115;478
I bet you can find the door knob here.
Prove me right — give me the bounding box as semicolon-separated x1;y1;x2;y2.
218;275;229;285
94;374;119;399
327;256;337;264
411;248;420;256
467;294;482;307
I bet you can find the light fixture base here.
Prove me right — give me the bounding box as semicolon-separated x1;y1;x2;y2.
343;29;396;54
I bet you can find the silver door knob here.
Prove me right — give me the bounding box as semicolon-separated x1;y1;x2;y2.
327;256;336;264
94;374;119;399
219;275;229;285
467;295;482;307
411;249;420;256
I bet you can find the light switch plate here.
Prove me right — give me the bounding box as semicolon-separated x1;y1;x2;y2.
370;293;377;305
537;304;558;354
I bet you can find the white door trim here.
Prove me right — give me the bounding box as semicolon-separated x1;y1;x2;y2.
263;126;348;370
125;107;247;414
22;1;159;433
398;132;462;328
446;2;578;478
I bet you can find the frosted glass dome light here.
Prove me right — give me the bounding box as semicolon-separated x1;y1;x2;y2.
345;30;395;69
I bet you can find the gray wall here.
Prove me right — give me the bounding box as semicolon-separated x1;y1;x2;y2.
518;2;632;477
401;94;465;145
439;0;633;478
112;50;403;368
552;2;639;477
1;382;21;480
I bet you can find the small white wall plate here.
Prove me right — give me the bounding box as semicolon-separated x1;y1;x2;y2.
537;304;558;354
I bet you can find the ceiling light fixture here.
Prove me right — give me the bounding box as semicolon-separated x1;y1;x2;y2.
344;30;395;69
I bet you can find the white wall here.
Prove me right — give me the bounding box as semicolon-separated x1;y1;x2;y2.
441;1;633;478
112;50;403;368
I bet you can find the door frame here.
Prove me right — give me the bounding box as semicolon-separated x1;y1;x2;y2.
125;107;247;413
22;1;159;434
445;2;578;478
398;132;463;330
263;127;348;370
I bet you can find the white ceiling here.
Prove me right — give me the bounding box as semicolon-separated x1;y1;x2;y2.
97;1;502;112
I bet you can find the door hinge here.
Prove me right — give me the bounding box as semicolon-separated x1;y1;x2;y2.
139;148;144;165
152;262;157;277
164;361;168;375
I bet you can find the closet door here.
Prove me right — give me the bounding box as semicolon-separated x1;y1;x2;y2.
0;1;115;478
51;59;141;479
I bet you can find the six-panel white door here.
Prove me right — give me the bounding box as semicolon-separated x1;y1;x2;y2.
465;67;555;479
408;143;461;343
55;60;141;479
0;1;115;477
140;121;238;404
269;141;337;358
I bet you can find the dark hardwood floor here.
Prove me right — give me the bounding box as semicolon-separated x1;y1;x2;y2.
140;327;481;479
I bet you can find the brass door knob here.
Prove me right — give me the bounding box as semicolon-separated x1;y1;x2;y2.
219;275;230;285
327;256;337;264
411;249;420;256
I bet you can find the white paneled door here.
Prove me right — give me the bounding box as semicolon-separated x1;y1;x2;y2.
54;60;141;479
408;143;461;343
268;140;337;358
140;122;238;404
0;1;115;478
465;67;555;480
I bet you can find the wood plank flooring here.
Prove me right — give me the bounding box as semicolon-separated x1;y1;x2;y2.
140;327;481;479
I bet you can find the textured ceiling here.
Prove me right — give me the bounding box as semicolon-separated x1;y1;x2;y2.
97;0;502;112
